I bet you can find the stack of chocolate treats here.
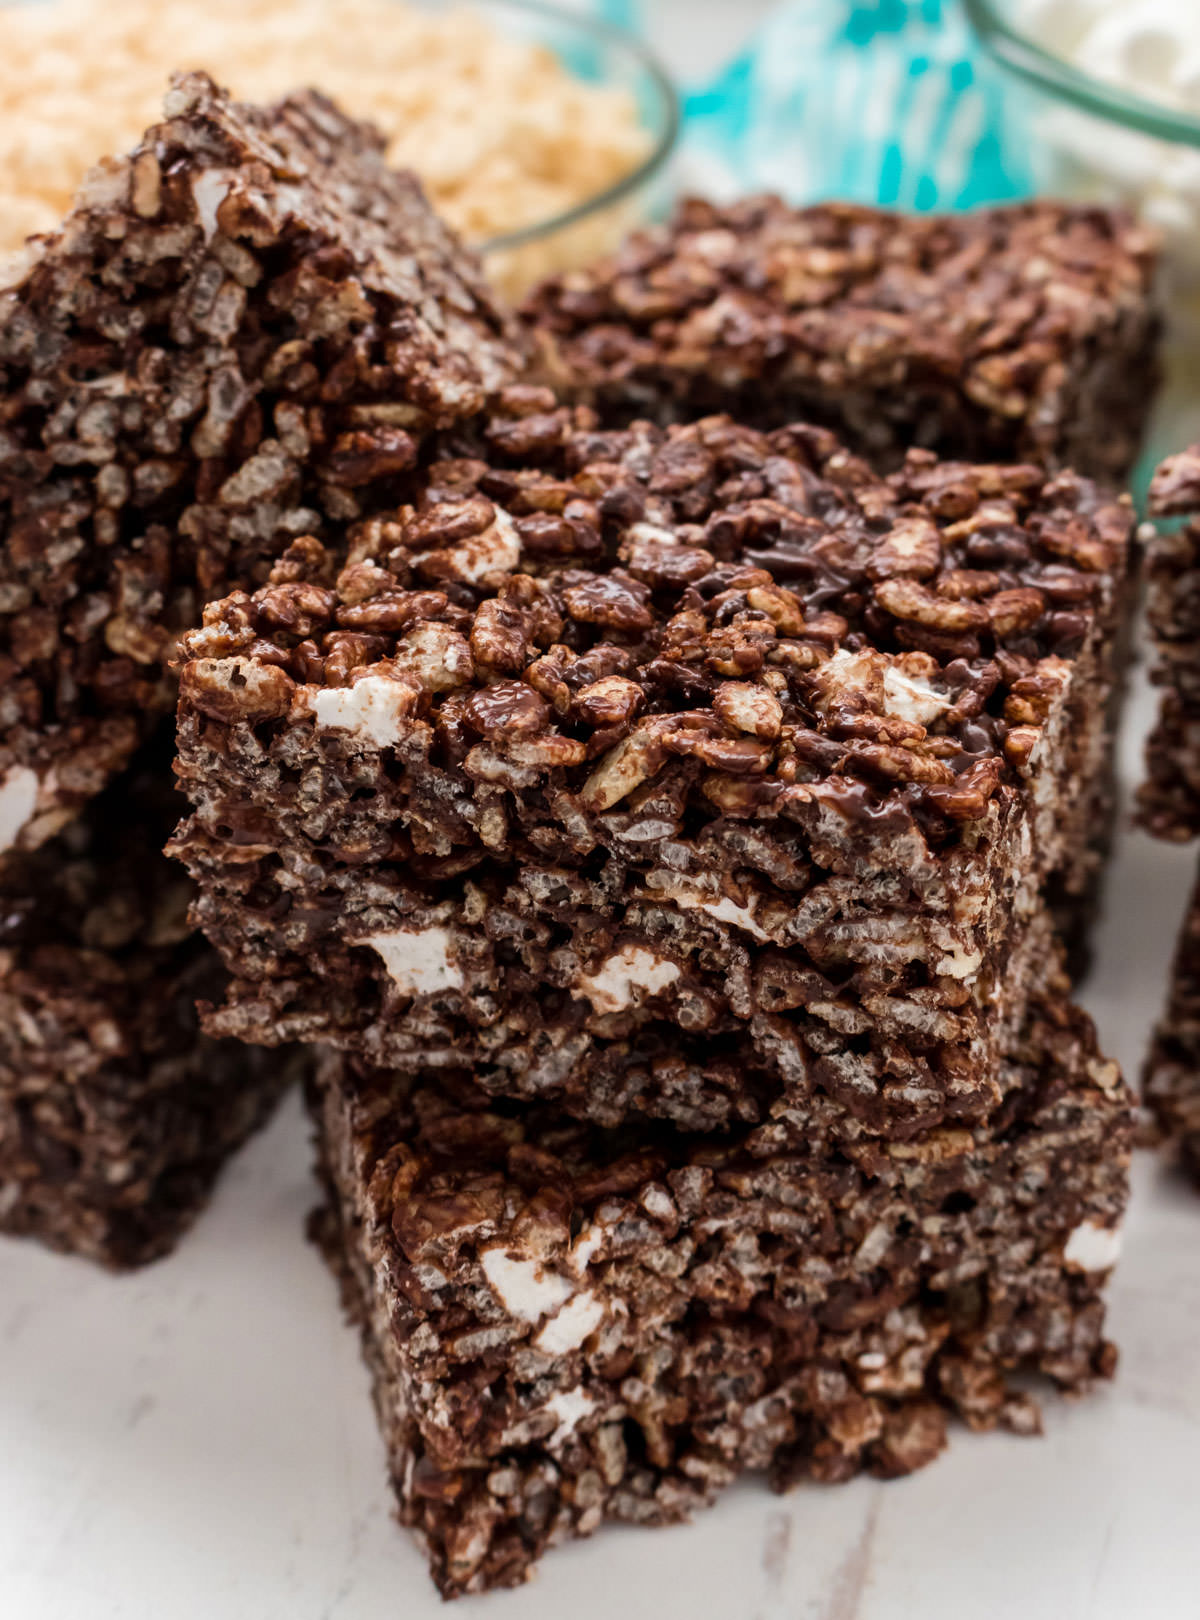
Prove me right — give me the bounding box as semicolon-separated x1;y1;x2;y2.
170;200;1151;1590
1140;444;1200;1177
0;75;1162;1598
172;402;1138;1593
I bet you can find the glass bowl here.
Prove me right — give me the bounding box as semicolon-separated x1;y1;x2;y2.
965;0;1200;149
965;0;1200;450
455;0;680;299
0;0;679;303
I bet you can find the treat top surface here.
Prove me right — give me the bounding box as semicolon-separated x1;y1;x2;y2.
181;397;1132;840
522;194;1157;396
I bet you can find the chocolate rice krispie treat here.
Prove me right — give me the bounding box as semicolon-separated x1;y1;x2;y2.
0;70;521;861
1139;444;1200;841
0;742;298;1268
1136;443;1200;1178
522;196;1159;483
1145;861;1200;1184
312;993;1131;1597
172;403;1134;1141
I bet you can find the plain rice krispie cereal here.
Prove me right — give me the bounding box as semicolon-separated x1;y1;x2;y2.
0;0;654;293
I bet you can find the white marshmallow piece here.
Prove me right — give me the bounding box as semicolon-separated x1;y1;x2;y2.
0;765;38;855
577;945;680;1013
480;1249;575;1322
190;168;236;239
544;1386;596;1446
313;674;408;749
480;1249;607;1353
361;925;463;997
650;875;770;942
934;943;984;980
443;507;521;584
882;665;951;728
1063;1219;1123;1272
533;1291;606;1354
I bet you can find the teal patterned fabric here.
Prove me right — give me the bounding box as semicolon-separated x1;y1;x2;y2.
680;0;1035;212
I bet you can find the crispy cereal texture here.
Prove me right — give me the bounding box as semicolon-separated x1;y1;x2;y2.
1138;443;1200;1181
313;992;1130;1597
0;741;298;1268
522;196;1160;482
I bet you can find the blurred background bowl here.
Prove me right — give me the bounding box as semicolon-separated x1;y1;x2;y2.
462;0;679;298
0;0;680;302
964;0;1200;153
966;0;1200;450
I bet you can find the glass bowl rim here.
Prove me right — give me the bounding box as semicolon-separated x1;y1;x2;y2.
466;0;681;254
964;0;1200;149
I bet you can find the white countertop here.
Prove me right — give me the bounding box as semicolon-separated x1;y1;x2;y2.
2;647;1200;1620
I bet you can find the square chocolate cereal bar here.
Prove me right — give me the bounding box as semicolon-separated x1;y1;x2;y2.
1140;444;1200;842
312;993;1129;1596
522;197;1159;483
1137;443;1200;1179
173;405;1133;1144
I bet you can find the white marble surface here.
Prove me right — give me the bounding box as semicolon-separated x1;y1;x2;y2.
2;648;1199;1620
